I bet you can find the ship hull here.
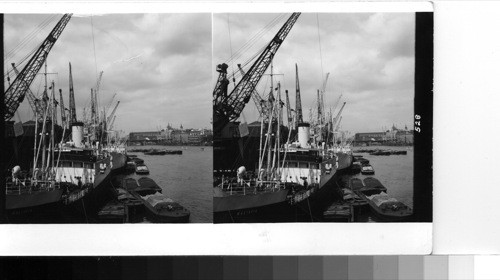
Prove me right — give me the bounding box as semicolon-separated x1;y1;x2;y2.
64;153;126;222
213;152;353;223
6;189;64;210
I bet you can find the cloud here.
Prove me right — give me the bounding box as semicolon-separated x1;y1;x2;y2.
4;13;212;133
213;13;415;133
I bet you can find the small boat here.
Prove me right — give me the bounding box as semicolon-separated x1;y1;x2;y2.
122;177;161;196
349;177;364;191
361;164;375;175
135;164;150;175
370;150;391;156
165;150;182;155
356;177;387;196
137;177;163;195
117;188;143;209
133;191;190;223
357;158;369;165
349;162;361;174
127;154;137;158
130;157;144;165
342;188;368;209
144;150;168;155
98;201;127;223
358;192;412;222
323;203;353;222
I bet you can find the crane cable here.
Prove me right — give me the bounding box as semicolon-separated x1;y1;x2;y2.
3;15;58;81
224;14;286;67
317;14;325;88
227;14;236;87
4;14;57;62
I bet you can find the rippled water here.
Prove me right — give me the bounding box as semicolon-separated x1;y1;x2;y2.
125;145;213;223
342;145;414;222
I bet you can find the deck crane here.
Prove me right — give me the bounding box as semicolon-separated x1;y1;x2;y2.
106;101;120;126
335;116;342;132
332;102;346;129
10;63;44;119
59;89;67;129
331;94;343;114
319;72;329;125
285;89;294;127
108;115;117;131
94;71;104;124
213;13;301;133
68;62;77;125
236;64;267;117
4;13;72;121
295;63;303;127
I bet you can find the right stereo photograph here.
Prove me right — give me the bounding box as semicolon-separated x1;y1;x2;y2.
212;12;433;223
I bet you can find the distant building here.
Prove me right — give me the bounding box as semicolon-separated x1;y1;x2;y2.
354;124;413;144
129;131;163;142
354;132;387;142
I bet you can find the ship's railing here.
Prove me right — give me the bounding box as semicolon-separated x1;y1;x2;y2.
5;178;60;195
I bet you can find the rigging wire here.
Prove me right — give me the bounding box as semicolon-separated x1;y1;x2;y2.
316;14;325;85
227;14;236;87
4;14;57;62
223;14;286;67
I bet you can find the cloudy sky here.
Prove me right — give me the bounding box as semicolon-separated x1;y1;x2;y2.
213;13;415;133
4;13;212;134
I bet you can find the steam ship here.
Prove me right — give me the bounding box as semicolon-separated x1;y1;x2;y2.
214;123;352;223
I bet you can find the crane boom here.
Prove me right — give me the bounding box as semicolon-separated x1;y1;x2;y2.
295;63;303;126
335;116;342;131
285;89;293;127
213;13;301;132
68;62;77;125
237;64;265;116
59;89;66;128
332;102;346;128
4;13;72;121
109;115;117;131
11;63;44;118
107;101;120;125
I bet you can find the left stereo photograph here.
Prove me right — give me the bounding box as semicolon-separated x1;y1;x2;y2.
1;13;213;223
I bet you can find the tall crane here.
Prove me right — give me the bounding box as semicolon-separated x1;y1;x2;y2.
236;64;266;117
10;63;44;119
94;71;104;124
295;63;303;126
213;13;301;133
106;101;120;126
335;116;342;132
108;115;117;131
59;89;67;129
319;72;330;125
4;13;72;121
332;102;346;129
68;62;77;125
285;89;293;127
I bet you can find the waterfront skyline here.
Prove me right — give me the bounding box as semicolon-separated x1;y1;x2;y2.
4;14;212;134
213;13;415;133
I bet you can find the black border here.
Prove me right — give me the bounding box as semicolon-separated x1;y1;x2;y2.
413;12;433;223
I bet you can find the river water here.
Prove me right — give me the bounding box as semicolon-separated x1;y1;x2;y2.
341;145;414;222
125;145;213;223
